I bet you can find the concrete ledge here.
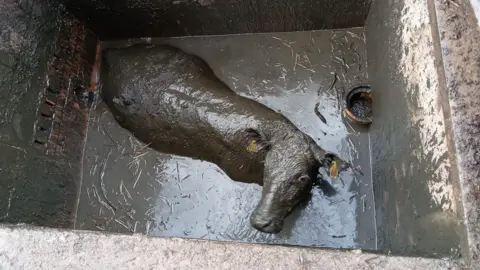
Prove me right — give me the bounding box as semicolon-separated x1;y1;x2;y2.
433;0;480;265
0;225;461;269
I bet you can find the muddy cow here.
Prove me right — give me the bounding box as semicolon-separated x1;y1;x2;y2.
101;44;349;233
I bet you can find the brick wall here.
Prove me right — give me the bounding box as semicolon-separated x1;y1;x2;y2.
34;12;100;226
35;13;99;157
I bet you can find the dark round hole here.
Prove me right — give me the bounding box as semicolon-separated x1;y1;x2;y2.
345;86;372;125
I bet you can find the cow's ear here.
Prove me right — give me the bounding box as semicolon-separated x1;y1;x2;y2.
245;128;271;153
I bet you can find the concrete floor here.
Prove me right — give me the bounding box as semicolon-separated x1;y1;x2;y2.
75;29;377;249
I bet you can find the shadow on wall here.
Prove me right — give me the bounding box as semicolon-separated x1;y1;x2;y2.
61;0;372;39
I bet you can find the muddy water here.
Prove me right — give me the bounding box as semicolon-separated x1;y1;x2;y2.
75;29;376;249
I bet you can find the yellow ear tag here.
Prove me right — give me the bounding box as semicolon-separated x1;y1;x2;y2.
247;140;257;152
329;161;339;178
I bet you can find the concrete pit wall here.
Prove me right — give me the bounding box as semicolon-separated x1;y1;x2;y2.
367;0;480;263
0;0;99;228
60;0;372;39
366;0;462;257
1;0;480;267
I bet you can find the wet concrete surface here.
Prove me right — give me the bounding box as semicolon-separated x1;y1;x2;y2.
365;0;462;257
0;0;80;228
75;29;377;249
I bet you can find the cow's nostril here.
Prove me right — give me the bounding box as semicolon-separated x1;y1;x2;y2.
261;220;272;229
251;215;279;233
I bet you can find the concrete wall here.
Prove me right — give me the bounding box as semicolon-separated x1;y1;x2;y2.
0;0;61;226
61;0;372;39
0;0;99;228
366;0;462;257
